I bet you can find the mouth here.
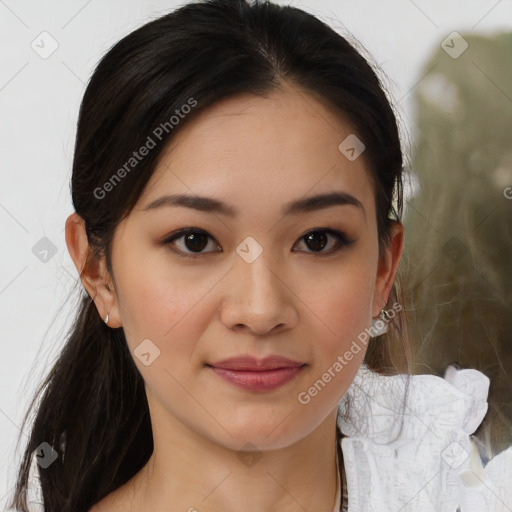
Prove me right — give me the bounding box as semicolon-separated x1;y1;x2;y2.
206;356;307;392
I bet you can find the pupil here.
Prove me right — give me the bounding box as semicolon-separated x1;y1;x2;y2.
185;232;207;252
306;231;327;251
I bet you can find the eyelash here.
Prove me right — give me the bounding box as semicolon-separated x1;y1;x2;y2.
160;227;355;259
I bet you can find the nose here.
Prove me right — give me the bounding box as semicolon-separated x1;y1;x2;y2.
220;248;298;335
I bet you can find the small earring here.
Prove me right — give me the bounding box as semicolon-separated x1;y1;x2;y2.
104;313;109;325
370;309;389;336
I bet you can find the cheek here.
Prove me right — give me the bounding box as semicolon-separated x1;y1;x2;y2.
292;267;374;418
303;256;376;341
115;268;212;405
114;254;212;351
296;249;377;403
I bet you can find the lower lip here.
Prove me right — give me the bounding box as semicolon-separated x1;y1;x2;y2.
209;366;304;392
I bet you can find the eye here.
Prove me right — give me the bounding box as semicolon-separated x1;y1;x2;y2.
160;227;354;258
293;228;355;255
161;228;221;258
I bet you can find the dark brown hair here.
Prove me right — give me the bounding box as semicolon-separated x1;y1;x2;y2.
9;1;409;510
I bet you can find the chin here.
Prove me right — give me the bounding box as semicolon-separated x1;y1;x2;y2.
205;418;312;453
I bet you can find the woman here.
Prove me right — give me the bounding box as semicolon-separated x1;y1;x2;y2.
9;0;511;511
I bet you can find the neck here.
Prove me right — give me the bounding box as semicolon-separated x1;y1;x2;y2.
123;404;340;512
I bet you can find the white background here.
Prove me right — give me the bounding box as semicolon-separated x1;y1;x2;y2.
1;0;511;508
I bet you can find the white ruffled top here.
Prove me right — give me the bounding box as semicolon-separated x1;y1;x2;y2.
335;362;512;512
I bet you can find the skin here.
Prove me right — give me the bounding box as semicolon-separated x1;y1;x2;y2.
66;81;404;512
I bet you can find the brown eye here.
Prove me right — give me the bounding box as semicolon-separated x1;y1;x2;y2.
182;231;209;252
162;228;221;257
304;231;329;252
294;229;354;254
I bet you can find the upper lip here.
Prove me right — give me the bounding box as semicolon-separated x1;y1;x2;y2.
208;356;306;371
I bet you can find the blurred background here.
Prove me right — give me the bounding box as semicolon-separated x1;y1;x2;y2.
402;29;512;458
1;0;511;507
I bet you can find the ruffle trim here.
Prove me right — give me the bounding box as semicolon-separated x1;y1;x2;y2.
336;363;512;511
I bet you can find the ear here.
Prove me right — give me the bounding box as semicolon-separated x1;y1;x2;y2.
65;213;122;328
372;221;404;317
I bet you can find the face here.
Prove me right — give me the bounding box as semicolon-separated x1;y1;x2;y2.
96;83;401;451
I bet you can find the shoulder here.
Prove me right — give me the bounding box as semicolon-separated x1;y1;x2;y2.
88;481;139;512
88;463;149;512
88;493;120;512
337;363;512;511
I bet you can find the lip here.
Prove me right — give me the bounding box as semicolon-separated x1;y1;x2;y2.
209;356;305;371
207;356;306;392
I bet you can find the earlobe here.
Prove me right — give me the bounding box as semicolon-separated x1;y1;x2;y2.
373;221;405;316
65;213;121;327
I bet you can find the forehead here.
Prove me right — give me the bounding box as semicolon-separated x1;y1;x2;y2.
136;83;375;222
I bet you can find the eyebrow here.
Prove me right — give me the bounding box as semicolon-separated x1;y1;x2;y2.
142;191;364;217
